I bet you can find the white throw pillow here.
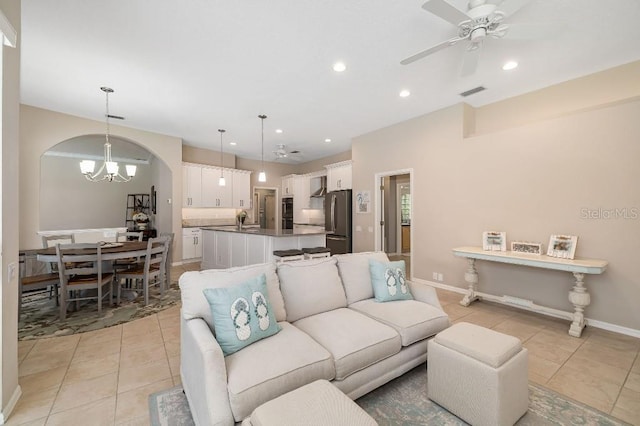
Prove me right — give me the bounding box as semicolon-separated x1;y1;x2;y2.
277;257;346;322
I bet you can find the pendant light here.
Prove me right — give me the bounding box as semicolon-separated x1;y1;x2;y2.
218;129;226;186
258;114;267;182
80;87;137;182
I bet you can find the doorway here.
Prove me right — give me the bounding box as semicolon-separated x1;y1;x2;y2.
374;169;413;277
253;188;277;229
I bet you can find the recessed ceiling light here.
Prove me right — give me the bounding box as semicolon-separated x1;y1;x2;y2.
399;90;411;98
332;62;346;73
229;142;237;146
275;129;283;134
325;138;332;143
502;61;518;71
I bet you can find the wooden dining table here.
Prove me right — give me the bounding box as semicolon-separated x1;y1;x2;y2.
35;240;172;290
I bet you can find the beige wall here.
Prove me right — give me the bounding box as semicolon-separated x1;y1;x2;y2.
39;156;152;230
19;105;184;262
352;62;640;331
1;0;20;417
295;150;351;174
182;145;236;169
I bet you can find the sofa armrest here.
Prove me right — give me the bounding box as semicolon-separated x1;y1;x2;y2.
181;312;234;426
409;280;444;311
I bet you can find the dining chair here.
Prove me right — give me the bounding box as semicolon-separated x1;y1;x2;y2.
40;234;75;299
116;235;171;306
113;231;144;273
159;232;175;288
56;243;114;320
18;252;60;316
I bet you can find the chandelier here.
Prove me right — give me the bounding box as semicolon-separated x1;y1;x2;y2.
79;87;137;182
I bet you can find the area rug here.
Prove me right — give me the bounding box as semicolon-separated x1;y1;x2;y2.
18;282;181;340
149;365;629;425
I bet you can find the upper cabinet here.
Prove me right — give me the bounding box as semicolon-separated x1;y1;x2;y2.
183;163;251;208
282;174;296;197
201;167;232;207
232;170;251;209
183;164;203;207
325;160;352;191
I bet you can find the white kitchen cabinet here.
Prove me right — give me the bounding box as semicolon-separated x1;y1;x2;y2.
183;164;202;207
293;175;311;223
182;228;202;260
232;170;252;209
282;174;296;197
202;166;233;207
326;160;352;191
214;231;231;268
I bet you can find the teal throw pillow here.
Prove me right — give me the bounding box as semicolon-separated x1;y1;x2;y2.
203;274;281;356
369;259;413;302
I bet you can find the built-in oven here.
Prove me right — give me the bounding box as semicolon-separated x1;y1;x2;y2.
282;198;293;229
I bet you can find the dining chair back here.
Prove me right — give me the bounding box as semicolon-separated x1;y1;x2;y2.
116;231;143;242
55;243;114;320
116;236;171;306
42;234;75;248
159;232;175;287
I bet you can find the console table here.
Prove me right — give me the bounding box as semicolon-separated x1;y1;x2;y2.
452;246;608;337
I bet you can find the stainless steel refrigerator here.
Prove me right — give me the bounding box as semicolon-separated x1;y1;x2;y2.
325;190;352;254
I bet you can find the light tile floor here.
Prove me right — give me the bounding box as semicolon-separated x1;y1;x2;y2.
8;264;640;425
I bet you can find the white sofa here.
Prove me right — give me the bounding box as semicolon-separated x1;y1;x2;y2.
179;252;450;425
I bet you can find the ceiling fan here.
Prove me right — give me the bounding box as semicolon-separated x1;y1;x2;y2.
401;0;561;76
273;144;303;161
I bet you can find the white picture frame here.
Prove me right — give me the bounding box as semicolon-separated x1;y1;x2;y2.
547;235;578;259
511;241;543;255
482;231;507;251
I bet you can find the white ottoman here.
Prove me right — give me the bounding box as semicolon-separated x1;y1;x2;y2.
428;322;529;426
243;379;377;426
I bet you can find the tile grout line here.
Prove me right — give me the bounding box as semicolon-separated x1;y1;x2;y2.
42;335;81;423
113;325;125;425
609;348;640;415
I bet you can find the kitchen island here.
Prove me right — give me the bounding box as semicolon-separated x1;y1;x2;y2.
201;226;326;269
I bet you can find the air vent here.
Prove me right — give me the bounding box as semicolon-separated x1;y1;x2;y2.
107;114;125;120
290;150;300;154
459;86;486;97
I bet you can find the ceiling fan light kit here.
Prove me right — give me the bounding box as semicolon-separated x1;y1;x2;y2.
80;87;137;183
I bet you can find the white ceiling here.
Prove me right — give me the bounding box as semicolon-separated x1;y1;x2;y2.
21;0;640;164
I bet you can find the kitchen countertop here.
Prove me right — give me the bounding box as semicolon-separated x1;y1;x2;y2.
201;226;327;237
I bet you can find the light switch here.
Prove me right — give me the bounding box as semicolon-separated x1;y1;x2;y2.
7;261;17;282
356;226;362;232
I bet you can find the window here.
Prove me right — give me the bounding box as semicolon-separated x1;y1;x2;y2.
401;193;411;224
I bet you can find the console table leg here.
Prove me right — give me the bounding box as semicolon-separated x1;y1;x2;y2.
460;258;480;307
568;272;591;337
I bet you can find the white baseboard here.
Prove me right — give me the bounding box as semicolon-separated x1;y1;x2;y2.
413;278;640;339
0;385;22;424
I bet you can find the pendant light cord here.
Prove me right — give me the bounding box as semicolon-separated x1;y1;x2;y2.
218;129;225;177
259;114;267;171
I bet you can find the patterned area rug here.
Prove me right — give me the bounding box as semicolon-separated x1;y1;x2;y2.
149;365;629;425
18;283;181;340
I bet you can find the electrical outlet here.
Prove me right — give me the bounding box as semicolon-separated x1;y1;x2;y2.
432;272;438;280
437;273;444;282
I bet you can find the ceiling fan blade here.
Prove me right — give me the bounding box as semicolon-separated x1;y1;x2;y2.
494;0;531;18
400;37;463;65
460;43;482;77
422;0;470;27
499;22;564;40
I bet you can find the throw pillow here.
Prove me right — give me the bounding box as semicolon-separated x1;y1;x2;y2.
203;273;281;356
369;259;413;302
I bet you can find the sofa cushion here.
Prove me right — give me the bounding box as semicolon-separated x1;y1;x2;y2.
180;262;286;330
334;252;390;305
349;298;450;346
226;322;335;421
293;308;401;380
277;257;347;322
203;274;281;356
369;259;413;302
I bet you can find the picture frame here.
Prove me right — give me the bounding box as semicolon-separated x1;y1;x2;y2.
511;241;543;255
356;191;371;214
482;231;507;251
547;235;578;259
